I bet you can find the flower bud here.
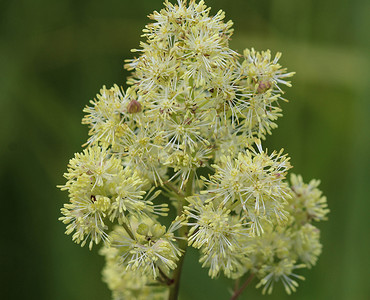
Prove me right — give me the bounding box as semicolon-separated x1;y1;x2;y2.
257;81;272;93
127;99;142;113
137;223;149;236
151;224;166;239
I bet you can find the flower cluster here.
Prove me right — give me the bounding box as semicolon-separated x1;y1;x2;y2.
185;173;328;294
59;146;166;249
100;246;169;300
59;1;328;299
108;216;183;279
185;196;249;278
249;174;328;294
202;142;292;236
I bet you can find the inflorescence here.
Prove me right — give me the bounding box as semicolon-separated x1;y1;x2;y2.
59;1;328;299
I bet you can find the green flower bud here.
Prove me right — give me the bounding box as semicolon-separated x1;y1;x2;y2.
137;223;150;236
151;223;166;239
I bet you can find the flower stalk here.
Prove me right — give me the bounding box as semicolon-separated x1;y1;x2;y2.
168;171;194;300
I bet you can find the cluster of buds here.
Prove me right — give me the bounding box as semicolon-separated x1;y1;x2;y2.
59;1;328;299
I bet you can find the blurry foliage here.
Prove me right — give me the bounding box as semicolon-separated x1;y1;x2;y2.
1;0;369;299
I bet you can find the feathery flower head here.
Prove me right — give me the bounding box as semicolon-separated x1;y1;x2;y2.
202;141;291;235
82;85;138;147
59;181;111;249
243;174;327;294
58;0;327;298
110;217;182;279
185;196;250;278
289;173;329;223
237;48;295;139
100;246;169;300
292;223;322;268
256;258;305;295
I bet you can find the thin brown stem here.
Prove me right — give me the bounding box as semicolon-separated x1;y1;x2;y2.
229;274;255;300
234;278;240;291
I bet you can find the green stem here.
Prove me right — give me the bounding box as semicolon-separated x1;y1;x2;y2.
168;171;194;300
122;222;135;240
162;181;185;201
229;273;255;300
159;267;174;286
165;180;184;196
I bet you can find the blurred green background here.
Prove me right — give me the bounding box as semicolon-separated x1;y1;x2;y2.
1;0;369;299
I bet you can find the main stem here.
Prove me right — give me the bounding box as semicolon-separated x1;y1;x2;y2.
168;171;194;300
